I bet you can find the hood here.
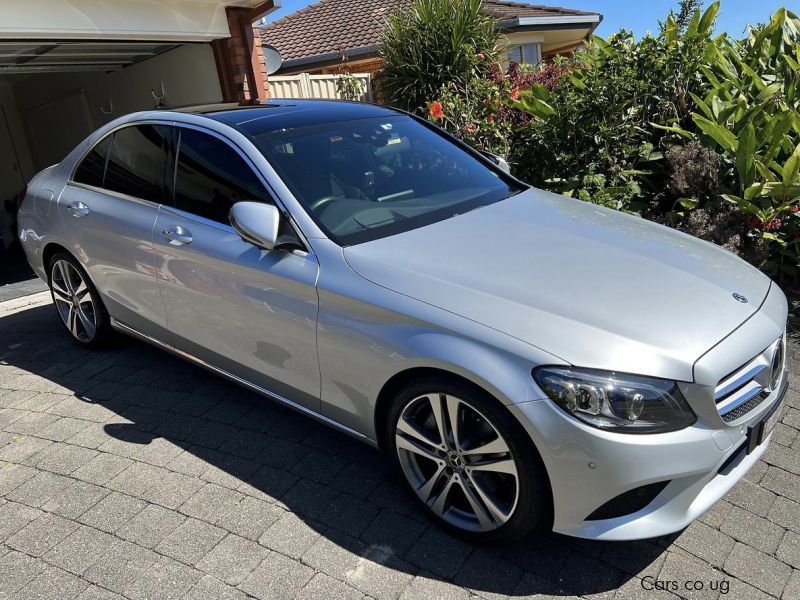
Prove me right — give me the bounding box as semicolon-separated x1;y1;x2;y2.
343;188;772;382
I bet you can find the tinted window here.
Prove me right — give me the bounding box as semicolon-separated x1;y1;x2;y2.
174;129;271;224
104;125;171;201
253;115;521;245
73;136;111;187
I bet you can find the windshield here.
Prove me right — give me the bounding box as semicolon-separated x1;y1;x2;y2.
252;115;523;245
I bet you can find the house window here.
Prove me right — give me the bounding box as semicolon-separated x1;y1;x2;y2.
504;43;542;67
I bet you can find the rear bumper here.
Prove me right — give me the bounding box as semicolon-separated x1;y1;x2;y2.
510;373;786;541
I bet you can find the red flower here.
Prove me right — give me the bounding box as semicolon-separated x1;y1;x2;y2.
466;123;478;133
476;52;485;62
429;101;444;120
765;218;782;231
791;205;799;214
487;114;495;124
748;217;761;231
510;87;521;101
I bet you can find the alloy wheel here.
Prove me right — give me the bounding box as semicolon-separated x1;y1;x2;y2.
395;392;519;532
51;259;97;343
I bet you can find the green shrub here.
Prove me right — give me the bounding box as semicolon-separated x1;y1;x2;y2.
380;0;499;113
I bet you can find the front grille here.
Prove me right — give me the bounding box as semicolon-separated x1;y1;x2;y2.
714;336;784;423
586;481;670;521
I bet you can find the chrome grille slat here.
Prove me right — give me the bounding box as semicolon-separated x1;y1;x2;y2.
714;336;784;422
715;363;767;401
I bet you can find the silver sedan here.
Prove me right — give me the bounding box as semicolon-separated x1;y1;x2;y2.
18;100;788;542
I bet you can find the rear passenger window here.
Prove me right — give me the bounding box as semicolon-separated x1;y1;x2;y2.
174;128;272;224
104;125;171;202
73;136;111;187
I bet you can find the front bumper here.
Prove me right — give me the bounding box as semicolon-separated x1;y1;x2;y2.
510;377;785;540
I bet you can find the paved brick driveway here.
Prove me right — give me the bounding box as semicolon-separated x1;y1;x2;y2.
0;293;798;600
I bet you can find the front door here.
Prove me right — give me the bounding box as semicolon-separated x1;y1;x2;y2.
154;127;321;408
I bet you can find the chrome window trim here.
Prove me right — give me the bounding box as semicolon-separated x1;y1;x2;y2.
110;317;375;446
65;181;162;210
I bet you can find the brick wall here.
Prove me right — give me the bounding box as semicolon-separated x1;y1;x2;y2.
212;8;269;103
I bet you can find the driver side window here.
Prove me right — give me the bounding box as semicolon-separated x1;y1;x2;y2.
173;128;273;224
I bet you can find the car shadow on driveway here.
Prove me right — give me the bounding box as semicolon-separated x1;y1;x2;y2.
0;304;672;597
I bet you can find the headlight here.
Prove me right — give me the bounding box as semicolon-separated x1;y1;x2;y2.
533;367;696;433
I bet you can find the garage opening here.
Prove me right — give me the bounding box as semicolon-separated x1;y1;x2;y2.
0;41;224;296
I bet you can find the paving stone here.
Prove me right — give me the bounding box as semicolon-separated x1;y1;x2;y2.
400;574;471;600
38;417;92;442
405;527;473;579
724;542;792;597
0;435;53;463
182;575;249;600
156;517;227;566
259;510;321;559
301;529;368;581
141;470;204;509
197;533;268;585
117;503;186;548
596;539;666;579
178;482;244;523
218;428;273;459
66;423;115;450
299;572;365;600
78;492;146;533
777;530;800;567
131;437;185;467
199;452;260;490
720;504;786;554
699;499;734;529
217;495;283;541
33;443;99;476
765;442;800;476
7;511;78;557
74;585;124;600
658;551;724;600
281;477;340;518
744;459;769;484
238;550;314;600
769;496;800;533
761;466;800;503
41;480;109;519
783;570;800;600
71;453;133;485
166;447;210;477
258;437;308;470
361;509;427;557
0;462;37;496
16;565;89;600
290;448;346;484
0;550;45;598
5;470;72;507
725;479;777;518
124;555;203;600
344;544;417;600
0;500;42;541
513;571;581;599
82;540;160;594
43;524;118;575
237;464;299;502
105;462;167;496
673;521;735;568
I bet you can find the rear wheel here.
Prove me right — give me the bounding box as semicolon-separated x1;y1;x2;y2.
48;253;110;347
387;377;550;542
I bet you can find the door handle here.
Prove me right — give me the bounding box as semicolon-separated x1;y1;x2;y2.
67;201;89;218
162;225;193;245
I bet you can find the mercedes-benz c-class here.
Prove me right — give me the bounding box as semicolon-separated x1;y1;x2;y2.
18;100;788;542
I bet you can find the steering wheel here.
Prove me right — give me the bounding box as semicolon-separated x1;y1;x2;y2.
309;196;340;213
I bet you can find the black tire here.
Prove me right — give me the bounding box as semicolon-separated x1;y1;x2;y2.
386;376;551;543
47;252;111;348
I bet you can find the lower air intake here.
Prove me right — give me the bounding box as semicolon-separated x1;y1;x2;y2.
586;481;670;521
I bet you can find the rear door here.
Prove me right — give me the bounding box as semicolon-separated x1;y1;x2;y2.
153;126;321;409
59;124;170;334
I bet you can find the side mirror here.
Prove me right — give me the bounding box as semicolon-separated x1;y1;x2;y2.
478;150;511;174
230;202;280;250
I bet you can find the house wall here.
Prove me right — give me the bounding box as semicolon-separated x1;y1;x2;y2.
8;44;222;173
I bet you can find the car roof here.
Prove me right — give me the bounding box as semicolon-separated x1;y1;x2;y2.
175;99;402;137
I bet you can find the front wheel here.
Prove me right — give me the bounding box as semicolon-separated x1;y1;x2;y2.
48;253;110;347
387;377;551;542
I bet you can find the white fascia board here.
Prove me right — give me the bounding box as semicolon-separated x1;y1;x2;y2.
0;1;278;42
515;15;601;26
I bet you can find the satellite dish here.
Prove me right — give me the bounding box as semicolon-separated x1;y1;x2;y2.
263;44;283;75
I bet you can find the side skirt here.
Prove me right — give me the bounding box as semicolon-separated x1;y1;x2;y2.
110;317;378;448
